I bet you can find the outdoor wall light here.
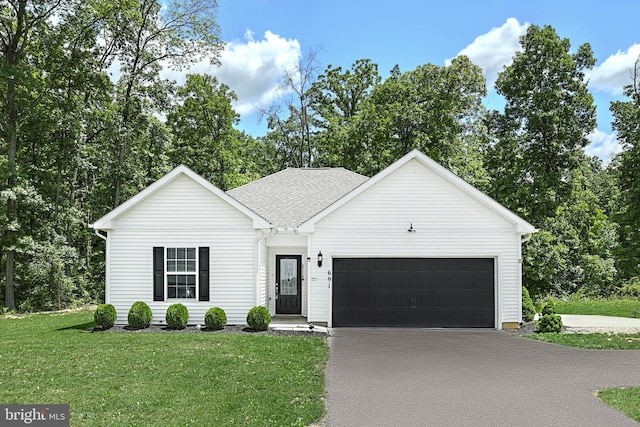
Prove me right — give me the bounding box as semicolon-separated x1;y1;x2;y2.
317;251;323;267
407;223;416;233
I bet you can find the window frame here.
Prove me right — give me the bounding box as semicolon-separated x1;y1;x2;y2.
165;247;198;300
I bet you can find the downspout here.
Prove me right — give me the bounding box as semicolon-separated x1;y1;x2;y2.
92;228;109;303
94;228;107;241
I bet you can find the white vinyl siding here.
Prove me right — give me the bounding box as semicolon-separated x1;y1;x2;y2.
307;159;523;327
106;174;259;325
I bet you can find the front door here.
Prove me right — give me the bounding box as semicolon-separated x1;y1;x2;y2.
276;255;302;314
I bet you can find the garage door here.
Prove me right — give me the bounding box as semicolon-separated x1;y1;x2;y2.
332;258;494;327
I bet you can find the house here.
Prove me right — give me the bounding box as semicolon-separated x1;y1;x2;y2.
90;149;537;329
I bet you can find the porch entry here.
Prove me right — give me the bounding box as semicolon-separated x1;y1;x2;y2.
276;255;302;314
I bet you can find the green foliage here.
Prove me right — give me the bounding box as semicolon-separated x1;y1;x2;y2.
618;278;640;299
246;306;272;331
487;25;596;226
541;300;557;316
522;286;536;322
166;303;189;329
128;301;153;329
94;304;117;328
612;59;640;279
536;314;563;333
204;307;227;330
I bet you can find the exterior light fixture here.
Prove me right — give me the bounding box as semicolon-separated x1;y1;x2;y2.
407;223;416;233
317;251;323;267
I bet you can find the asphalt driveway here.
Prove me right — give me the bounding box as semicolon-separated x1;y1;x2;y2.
326;328;640;426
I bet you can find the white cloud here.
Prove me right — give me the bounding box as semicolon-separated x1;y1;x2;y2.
585;129;623;162
160;30;301;116
587;44;640;95
448;18;529;89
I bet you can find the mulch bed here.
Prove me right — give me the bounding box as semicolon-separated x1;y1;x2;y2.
93;324;328;337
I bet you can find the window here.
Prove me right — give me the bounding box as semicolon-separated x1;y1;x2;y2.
167;247;196;299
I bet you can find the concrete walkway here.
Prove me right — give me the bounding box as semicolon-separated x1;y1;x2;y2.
561;314;640;334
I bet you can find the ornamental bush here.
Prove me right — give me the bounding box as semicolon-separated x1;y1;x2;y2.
128;301;153;329
166;303;189;330
246;306;271;331
541;300;557;316
94;304;117;329
536;313;563;333
204;307;227;330
522;286;536;322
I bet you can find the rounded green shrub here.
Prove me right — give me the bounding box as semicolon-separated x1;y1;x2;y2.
204;307;227;330
94;304;117;329
128;301;153;329
536;314;563;333
541;300;557;316
246;306;271;331
166;303;189;330
522;286;536;322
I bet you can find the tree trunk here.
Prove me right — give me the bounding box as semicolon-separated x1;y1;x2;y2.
5;76;18;309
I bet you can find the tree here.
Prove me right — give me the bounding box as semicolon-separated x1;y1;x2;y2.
104;0;224;207
307;59;381;168
167;74;241;190
611;57;640;279
486;25;597;226
262;48;321;168
345;56;487;177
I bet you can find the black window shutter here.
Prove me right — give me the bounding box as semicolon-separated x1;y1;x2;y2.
199;247;210;301
153;247;164;301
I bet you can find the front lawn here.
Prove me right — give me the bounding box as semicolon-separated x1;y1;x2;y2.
0;309;328;426
555;298;640;318
527;332;640;350
598;387;640;423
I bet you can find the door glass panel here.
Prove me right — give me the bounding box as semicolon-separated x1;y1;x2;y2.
280;258;297;295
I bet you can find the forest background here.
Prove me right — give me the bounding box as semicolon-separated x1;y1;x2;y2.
1;0;639;311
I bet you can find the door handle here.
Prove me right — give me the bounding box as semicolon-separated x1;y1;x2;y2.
275;283;279;299
410;298;416;309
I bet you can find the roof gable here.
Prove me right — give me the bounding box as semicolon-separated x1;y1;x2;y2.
90;165;271;230
227;168;368;228
298;150;537;234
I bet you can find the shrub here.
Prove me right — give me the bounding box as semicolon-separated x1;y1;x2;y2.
166;303;189;330
618;278;640;299
536;314;563;333
540;300;557;316
94;304;117;329
204;307;227;330
128;301;153;329
522;286;536;322
246;306;271;331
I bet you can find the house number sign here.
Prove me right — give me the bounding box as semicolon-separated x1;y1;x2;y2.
327;270;332;288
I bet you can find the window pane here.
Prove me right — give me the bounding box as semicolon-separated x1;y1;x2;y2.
187;260;196;272
167;260;176;272
187;248;196;259
187;285;196;298
177;275;186;285
176;261;185;272
167;248;176;259
167;275;176;285
168;287;176;298
186;275;195;285
177;287;186;298
177;248;186;259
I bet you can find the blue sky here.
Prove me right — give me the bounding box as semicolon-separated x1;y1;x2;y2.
166;0;640;161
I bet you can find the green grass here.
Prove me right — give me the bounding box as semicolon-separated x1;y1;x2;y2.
598;387;640;423
527;332;640;350
555;298;640;318
0;309;328;426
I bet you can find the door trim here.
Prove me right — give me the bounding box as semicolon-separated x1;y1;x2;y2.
276;255;302;314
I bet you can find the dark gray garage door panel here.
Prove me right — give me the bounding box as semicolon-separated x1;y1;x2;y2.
332;258;494;327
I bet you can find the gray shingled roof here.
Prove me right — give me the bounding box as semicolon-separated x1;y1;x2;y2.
227;168;369;228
